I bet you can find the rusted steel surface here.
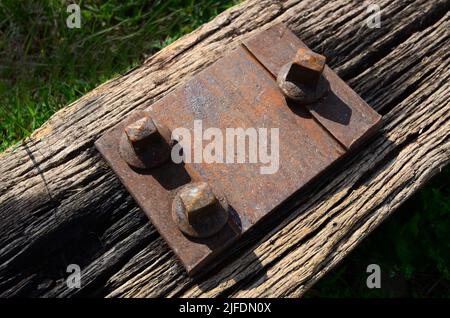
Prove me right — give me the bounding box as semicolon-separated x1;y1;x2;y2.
244;23;382;149
95;23;381;275
96;112;241;274
149;47;346;231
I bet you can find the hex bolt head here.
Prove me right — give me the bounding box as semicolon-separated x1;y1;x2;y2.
125;117;158;145
288;48;326;85
119;114;171;170
277;47;329;104
172;182;229;238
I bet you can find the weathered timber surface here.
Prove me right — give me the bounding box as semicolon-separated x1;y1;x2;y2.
0;0;449;297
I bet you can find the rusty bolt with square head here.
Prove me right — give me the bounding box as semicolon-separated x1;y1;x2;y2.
172;182;229;238
277;47;329;104
119;114;171;170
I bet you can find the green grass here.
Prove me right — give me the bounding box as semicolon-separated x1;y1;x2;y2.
1;0;448;298
0;0;240;151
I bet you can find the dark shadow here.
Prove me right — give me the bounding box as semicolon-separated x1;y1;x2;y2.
193;248;267;295
285;89;353;126
184;205;242;250
310;91;352;125
286;98;312;119
23;141;54;202
133;161;191;191
0;165;155;297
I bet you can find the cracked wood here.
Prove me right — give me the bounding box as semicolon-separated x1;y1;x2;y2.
0;0;449;297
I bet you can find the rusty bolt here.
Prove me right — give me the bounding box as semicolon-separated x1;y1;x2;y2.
119;114;171;170
172;182;229;238
277;47;329;104
125;117;158;145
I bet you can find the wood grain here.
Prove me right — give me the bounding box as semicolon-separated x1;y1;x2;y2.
0;0;448;297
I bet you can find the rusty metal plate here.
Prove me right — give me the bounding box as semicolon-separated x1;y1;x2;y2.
95;23;381;275
243;24;381;150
